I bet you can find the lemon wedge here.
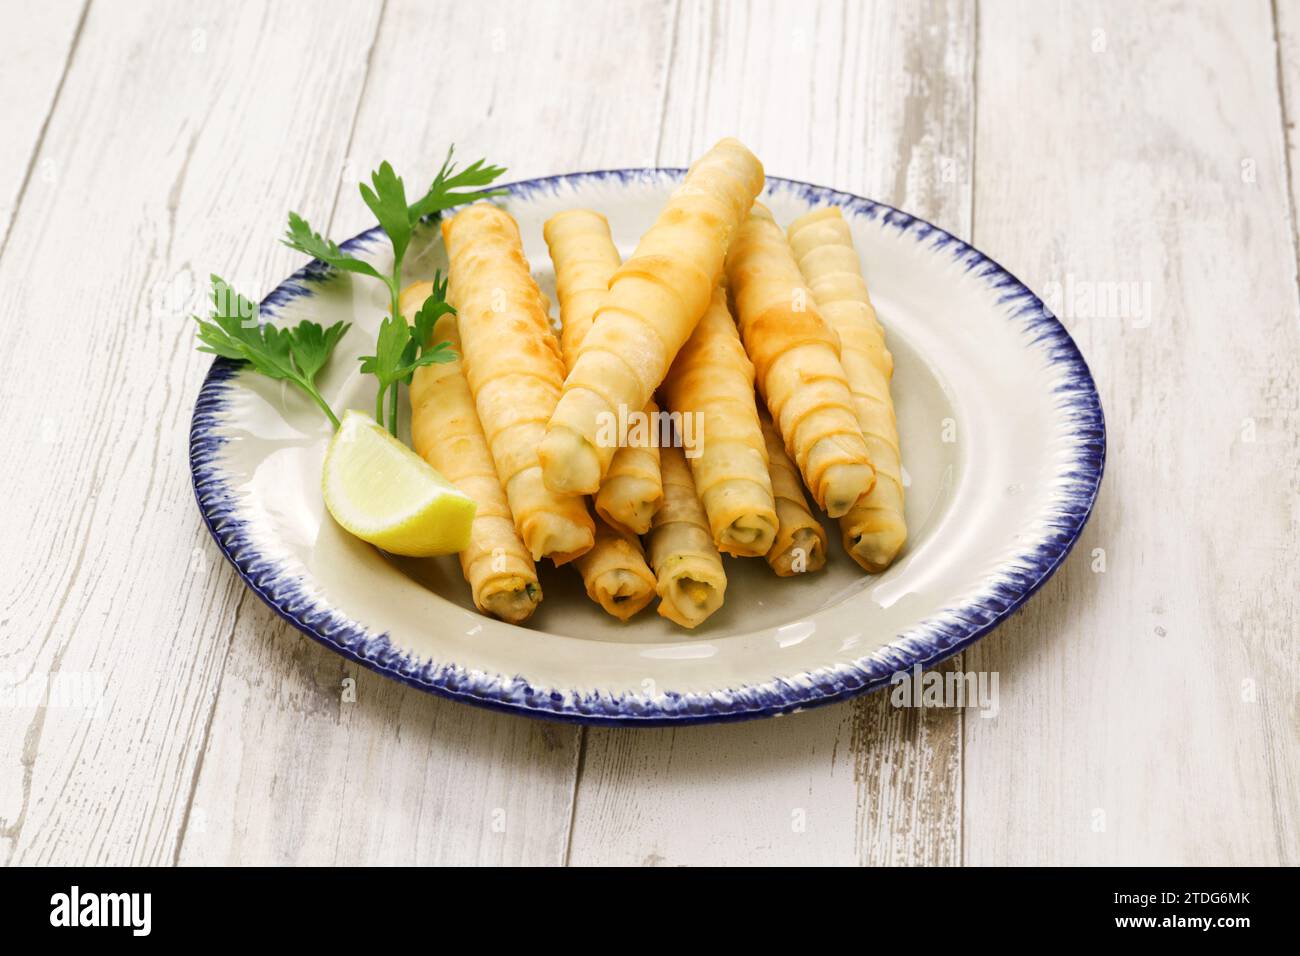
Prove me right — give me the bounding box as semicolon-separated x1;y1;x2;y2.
322;410;475;556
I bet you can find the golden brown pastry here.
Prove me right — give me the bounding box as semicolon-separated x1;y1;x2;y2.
759;408;828;576
543;208;663;535
574;517;657;621
441;204;594;565
540;138;765;495
405;282;541;622
725;201;874;518
661;283;777;556
788;206;905;572
646;445;728;629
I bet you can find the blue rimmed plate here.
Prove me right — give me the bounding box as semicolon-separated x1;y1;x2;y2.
189;170;1104;725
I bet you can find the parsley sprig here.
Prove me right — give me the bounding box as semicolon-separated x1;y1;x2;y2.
191;147;504;435
283;146;507;434
358;273;458;424
193;276;350;428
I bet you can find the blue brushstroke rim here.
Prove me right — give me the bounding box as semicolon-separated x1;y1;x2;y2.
189;169;1105;726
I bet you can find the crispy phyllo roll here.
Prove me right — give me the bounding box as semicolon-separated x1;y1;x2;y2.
442;204;594;565
543;208;663;534
788;207;906;572
405;283;541;623
758;408;828;577
540;138;765;495
574;517;657;621
594;404;662;536
661;283;777;556
543;208;619;362
543;212;658;619
646;445;727;629
725;202;874;519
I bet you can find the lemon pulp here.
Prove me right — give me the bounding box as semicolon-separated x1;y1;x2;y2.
322;410;475;556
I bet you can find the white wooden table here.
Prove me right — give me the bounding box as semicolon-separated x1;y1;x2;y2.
2;0;1296;867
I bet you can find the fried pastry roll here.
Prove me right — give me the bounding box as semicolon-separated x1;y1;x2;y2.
541;211;658;618
661;283;777;556
725;202;874;518
543;208;662;535
593;401;663;536
646;445;727;629
788;207;906;572
540;138;765;495
405;282;541;622
574;517;658;621
442;204;594;565
759;408;827;577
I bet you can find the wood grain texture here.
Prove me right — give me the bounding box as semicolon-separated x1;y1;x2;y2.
567;0;974;867
1277;0;1300;274
0;0;384;865
965;0;1300;865
0;0;86;249
5;0;1295;869
176;0;676;866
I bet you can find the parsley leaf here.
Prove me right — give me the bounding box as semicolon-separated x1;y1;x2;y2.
358;273;459;423
288;319;352;382
406;273;455;359
193;275;348;428
408;146;509;222
282;212;385;282
278;146;505;434
358;315;412;390
359;162;413;270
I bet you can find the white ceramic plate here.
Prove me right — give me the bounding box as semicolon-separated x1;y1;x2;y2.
190;170;1104;724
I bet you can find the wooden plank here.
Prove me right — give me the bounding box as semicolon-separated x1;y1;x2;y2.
176;0;677;866
965;0;1300;865
567;0;973;866
0;0;384;866
0;0;86;249
1277;0;1300;269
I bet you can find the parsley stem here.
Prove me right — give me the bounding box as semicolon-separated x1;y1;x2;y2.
292;375;341;430
374;383;387;426
384;264;403;436
308;387;342;430
388;377;400;436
